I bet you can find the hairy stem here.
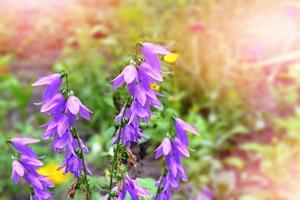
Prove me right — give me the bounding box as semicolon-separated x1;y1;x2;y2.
73;128;92;200
108;97;131;200
6;140;18;158
64;73;91;200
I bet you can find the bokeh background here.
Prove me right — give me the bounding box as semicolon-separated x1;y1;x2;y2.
1;0;300;199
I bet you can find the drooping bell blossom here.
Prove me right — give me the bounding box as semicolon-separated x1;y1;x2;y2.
40;93;65;114
104;176;149;200
142;43;171;55
174;118;199;146
154;137;172;158
10;137;53;200
11;137;40;157
32;73;92;177
107;43;172;199
113;105;146;146
154;176;172;200
113;122;145;146
58;138;92;177
112;64;138;89
155;138;188;192
111;43;173;147
32;73;62;102
66;95;92;120
155;118;199;199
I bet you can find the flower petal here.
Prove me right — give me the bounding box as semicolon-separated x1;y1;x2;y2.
66;96;81;115
20;155;44;167
166;156;177;177
41;93;65;113
142;47;161;71
111;72;125;89
155;145;163;159
11;137;40;145
79;104;92;120
173;137;189;157
134;84;147;106
175;118;199;135
57;115;69;137
143;43;171;55
161;137;172;156
12;160;25;176
139;62;163;82
32;74;61;86
123;64;137;84
42;78;62;101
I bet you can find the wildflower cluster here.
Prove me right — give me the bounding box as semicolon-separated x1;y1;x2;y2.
32;73;92;177
9;42;200;200
10;137;53;200
112;43;171;146
107;43;174;199
154;118;199;199
32;72;92;199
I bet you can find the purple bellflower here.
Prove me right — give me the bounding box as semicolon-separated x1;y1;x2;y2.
10;137;53;200
32;73;92;177
108;43;173;199
111;43;171;147
32;73;62;102
155;118;199;200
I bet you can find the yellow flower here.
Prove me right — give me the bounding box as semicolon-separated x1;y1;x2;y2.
163;53;179;64
150;83;160;91
38;163;71;185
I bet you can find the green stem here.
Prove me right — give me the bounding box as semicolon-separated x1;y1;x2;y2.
108;97;131;200
6;140;19;159
73;128;92;200
66;74;70;91
63;73;91;200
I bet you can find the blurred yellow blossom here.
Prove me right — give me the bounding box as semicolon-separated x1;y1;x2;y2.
163;53;179;64
150;83;160;91
38;163;71;185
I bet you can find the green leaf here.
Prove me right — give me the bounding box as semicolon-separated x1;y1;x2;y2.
137;178;157;197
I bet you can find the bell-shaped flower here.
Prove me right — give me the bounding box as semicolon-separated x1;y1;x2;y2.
142;43;171;55
11;160;25;183
111;64;138;89
32;73;62;102
154;118;199;199
10;137;53;199
155;137;172;158
66;95;92;120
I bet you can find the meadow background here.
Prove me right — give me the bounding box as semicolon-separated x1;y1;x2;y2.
1;0;300;199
